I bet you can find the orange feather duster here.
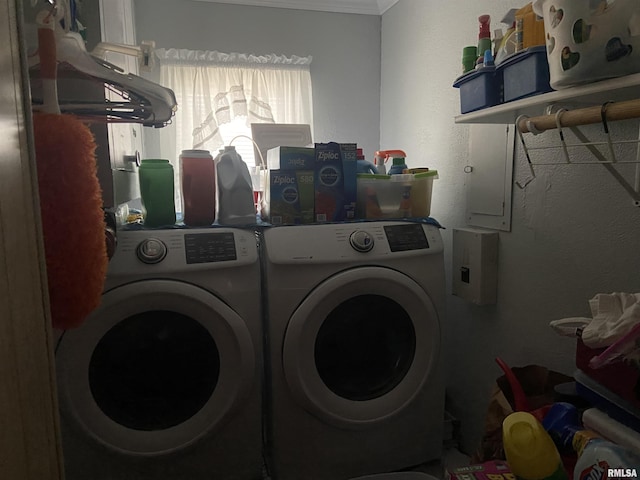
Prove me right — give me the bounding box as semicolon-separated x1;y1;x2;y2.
34;11;107;329
33;113;107;329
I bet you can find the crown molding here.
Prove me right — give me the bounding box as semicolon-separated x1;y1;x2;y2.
190;0;399;15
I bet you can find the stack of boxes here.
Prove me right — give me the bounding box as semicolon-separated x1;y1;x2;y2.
264;142;357;225
263;143;436;224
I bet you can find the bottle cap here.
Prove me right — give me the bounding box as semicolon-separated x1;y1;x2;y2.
392;157;406;165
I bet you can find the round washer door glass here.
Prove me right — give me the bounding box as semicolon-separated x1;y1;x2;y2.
89;310;220;431
56;280;255;455
283;266;440;427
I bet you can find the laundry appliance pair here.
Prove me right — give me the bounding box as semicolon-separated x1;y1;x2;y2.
54;221;446;480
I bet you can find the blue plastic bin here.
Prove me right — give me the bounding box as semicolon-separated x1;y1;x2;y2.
452;66;503;114
498;46;553;102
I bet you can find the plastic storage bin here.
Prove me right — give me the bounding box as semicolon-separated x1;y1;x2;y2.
453;66;503;114
356;171;437;219
533;0;640;89
498;46;553;102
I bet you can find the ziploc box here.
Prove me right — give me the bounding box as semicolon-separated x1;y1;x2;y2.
265;170;314;225
314;142;357;222
267;146;315;170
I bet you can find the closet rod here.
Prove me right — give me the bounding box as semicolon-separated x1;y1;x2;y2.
517;98;640;134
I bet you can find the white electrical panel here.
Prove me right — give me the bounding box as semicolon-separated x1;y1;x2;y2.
452;228;498;305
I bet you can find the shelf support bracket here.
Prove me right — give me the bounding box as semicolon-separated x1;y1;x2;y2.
568;126;640;206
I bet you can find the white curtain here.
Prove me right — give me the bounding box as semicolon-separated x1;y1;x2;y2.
155;49;313;166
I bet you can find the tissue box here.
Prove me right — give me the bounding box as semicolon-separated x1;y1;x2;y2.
267;146;315;170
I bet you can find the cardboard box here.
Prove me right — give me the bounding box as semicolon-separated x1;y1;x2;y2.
446;460;512;480
314;142;356;222
267;146;315;170
264;169;314;225
339;143;357;220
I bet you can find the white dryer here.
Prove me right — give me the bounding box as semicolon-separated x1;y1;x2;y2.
55;227;264;480
262;221;446;480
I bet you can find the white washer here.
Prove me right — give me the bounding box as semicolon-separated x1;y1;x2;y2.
55;227;264;480
262;221;446;480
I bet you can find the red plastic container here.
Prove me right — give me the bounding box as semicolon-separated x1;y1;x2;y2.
180;149;216;226
576;338;640;409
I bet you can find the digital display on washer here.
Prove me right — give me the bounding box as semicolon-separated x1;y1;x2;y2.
184;232;237;263
384;224;429;252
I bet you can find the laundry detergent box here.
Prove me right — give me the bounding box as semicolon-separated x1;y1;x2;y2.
314;142;356;222
267;146;315;170
264;169;314;225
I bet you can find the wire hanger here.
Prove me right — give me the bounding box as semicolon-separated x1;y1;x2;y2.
30;0;177;127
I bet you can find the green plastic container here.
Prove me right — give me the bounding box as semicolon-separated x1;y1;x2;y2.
139;159;176;227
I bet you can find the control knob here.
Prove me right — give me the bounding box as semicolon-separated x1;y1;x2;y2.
136;238;167;264
349;230;374;252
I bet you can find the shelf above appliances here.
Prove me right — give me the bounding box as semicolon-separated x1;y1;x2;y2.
455;73;640;125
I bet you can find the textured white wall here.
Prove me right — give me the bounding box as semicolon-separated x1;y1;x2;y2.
382;0;640;454
134;0;381;160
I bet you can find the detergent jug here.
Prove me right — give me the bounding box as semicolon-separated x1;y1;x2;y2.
216;146;256;225
356;148;378;174
374;149;407;175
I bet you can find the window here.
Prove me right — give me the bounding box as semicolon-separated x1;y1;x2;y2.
154;49;313;212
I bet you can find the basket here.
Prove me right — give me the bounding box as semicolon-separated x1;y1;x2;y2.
532;0;640;89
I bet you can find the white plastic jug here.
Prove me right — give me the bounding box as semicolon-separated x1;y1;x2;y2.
216;146;256;225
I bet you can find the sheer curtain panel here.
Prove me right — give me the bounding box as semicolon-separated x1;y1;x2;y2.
155;49;313;168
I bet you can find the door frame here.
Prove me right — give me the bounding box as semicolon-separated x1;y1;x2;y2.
0;0;64;478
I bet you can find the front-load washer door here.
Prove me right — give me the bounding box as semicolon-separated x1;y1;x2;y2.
55;280;255;456
282;266;440;428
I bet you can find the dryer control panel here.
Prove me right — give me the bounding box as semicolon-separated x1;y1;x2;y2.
265;221;443;264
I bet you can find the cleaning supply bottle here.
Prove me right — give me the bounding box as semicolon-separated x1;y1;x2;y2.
388;157;408;175
216;146;256;225
503;411;568;480
477;15;492;57
543;403;640;480
477;15;492;64
374;149;406;175
356;148;378;174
